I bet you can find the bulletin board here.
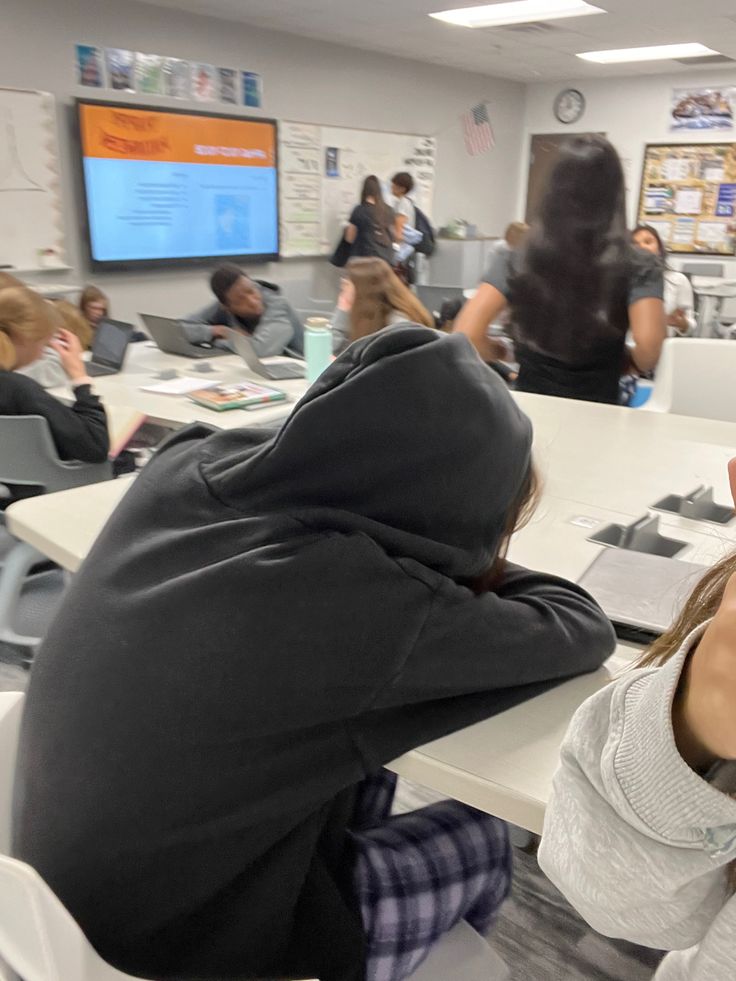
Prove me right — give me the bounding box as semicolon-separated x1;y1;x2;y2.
637;143;736;256
278;121;436;258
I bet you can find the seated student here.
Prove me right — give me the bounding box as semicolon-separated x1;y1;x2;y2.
0;285;108;464
455;136;666;405
79;284;109;332
18;299;93;389
539;456;736;981
331;256;434;354
632;224;696;336
15;326;614;981
183;264;304;356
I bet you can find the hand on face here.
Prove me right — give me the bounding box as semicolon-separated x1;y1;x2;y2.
337;278;355;313
49;327;87;382
673;457;736;769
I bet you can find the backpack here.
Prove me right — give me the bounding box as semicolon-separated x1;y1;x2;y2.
413;207;436;257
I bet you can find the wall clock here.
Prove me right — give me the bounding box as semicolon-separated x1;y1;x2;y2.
554;88;586;124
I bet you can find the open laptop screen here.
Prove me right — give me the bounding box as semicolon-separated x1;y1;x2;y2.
92;319;131;367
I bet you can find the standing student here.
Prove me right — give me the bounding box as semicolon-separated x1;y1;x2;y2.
342;174;395;264
330;257;434;354
455;136;666;404
0;285;108;463
390;171;417;242
183;264;304;356
15;326;614;981
539;457;736;981
632;224;696;336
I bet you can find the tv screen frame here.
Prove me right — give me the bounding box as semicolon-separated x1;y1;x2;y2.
75;98;280;272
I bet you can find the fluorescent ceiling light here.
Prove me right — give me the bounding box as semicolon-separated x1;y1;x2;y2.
577;43;720;64
430;1;605;29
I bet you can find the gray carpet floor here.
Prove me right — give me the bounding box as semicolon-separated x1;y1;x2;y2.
492;846;664;981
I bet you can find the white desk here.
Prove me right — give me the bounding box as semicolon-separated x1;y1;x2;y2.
7;395;736;834
52;342;309;432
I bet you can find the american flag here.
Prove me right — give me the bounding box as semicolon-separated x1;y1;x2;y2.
462;102;495;156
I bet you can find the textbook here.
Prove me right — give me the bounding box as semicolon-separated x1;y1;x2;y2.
187;381;287;412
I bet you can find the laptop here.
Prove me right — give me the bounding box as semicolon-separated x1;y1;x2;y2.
229;330;306;379
140;314;229;359
86;319;134;377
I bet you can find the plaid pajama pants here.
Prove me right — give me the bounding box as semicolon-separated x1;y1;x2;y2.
350;770;512;981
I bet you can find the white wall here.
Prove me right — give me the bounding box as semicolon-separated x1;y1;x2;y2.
522;68;736;277
3;0;526;321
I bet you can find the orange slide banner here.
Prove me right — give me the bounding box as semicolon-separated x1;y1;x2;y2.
80;104;276;168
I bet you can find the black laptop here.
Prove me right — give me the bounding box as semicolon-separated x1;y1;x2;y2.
86;319;134;377
140;314;228;359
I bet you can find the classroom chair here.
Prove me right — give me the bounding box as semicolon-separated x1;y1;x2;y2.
0;416;112;653
645;338;736;424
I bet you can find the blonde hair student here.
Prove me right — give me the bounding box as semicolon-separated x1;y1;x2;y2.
539;456;736;981
331;256;434;354
0;284;108;465
78;284;109;330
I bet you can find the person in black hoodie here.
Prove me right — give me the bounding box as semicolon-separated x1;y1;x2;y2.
14;326;615;981
0;283;109;464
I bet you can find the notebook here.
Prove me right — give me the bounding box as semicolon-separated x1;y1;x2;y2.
577;549;706;642
187;381;287;412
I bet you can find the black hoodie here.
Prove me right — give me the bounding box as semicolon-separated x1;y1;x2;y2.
14;327;615;981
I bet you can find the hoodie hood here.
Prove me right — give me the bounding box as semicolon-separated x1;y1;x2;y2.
203;325;533;579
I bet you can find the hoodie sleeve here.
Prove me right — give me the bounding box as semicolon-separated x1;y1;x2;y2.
538;624;736;953
249;296;299;358
181;302;220;344
374;562;616;707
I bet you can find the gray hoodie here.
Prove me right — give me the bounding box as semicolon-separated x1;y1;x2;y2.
540;623;736;981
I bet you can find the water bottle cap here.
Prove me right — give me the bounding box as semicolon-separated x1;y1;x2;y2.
305;317;331;331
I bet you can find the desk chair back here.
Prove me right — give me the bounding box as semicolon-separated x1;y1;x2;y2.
0;692;23;856
646;338;736;423
0;417;112;495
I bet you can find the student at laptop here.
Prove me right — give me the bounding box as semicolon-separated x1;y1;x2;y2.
0;285;108;467
15;325;614;981
183;264;304;356
331;256;434;355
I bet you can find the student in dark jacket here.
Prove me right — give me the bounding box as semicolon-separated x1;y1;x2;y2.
0;285;108;463
15;326;615;981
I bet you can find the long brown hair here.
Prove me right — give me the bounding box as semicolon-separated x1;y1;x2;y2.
347;257;434;340
79;284;109;321
52;299;93;350
360;175;393;246
469;463;542;593
0;287;60;371
638;552;736;668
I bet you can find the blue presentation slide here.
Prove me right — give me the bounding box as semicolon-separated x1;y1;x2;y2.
83;158;278;261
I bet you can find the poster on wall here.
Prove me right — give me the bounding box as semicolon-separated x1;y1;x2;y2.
242;72;263;108
135;54;164;95
192;63;217;102
75;45;103;87
163;58;191;99
218;68;238;104
670;88;736;131
638;143;736;255
105;49;134;91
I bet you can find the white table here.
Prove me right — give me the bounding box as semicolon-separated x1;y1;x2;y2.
51;342;309;432
7;395;736;833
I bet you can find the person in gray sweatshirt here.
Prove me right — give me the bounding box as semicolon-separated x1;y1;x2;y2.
539;458;736;981
183;264;304;356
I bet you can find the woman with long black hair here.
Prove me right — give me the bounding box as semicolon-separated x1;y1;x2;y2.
342;174;395;264
455;135;667;404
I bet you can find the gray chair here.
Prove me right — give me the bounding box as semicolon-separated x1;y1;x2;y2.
0;417;112;652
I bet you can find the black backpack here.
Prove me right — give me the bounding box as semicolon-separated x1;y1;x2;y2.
413;207;436;257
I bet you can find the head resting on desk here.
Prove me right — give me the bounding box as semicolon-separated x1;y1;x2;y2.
210;264;264;322
204;325;538;582
0;284;63;370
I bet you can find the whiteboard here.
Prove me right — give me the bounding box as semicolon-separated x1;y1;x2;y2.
279;121;436;258
0;88;66;270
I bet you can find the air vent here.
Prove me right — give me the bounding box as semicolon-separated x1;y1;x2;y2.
503;21;559;34
673;55;736;66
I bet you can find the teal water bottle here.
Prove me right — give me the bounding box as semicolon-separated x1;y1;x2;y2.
304;317;332;384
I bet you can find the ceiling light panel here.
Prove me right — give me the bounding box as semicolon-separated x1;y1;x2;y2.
430;1;605;29
577;43;720;64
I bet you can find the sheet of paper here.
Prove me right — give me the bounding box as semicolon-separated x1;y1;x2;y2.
674;188;703;214
139;377;219;395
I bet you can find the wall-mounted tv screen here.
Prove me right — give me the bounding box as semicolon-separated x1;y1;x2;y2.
77;100;279;269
